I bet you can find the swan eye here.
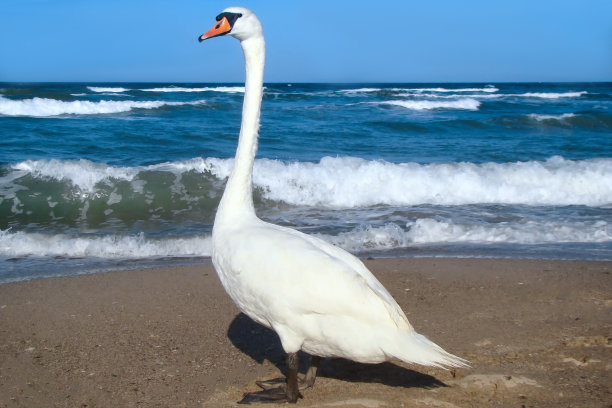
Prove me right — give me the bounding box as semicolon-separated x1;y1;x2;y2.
215;12;243;27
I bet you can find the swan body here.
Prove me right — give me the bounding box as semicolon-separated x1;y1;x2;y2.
200;6;466;402
214;216;461;366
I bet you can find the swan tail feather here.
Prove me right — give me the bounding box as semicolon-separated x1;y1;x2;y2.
386;332;470;369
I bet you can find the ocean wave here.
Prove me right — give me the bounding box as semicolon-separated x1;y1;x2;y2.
2;214;608;260
8;157;228;193
338;86;498;95
338;88;383;94
495;112;612;129
87;86;129;93
354;89;585;100
400;93;501;100
519;91;587;99
5;156;610;209
0;230;210;258
250;156;612;207
528;113;576;122
0;96;207;117
10;159;142;192
405;218;611;244
321;218;611;252
87;85;246;93
403;86;499;93
379;98;481;111
140;86;245;93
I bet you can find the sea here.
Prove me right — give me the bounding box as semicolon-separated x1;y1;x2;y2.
1;82;611;283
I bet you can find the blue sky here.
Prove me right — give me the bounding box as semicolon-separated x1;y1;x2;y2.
1;0;611;83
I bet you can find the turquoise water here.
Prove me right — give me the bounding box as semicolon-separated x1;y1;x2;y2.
1;82;611;282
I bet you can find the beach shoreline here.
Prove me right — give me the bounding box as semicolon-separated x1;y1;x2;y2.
1;258;610;407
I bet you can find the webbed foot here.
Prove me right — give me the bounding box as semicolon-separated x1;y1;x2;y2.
238;352;301;404
255;377;285;391
255;355;320;392
239;387;301;404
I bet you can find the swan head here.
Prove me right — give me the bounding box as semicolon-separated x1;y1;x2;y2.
198;7;262;43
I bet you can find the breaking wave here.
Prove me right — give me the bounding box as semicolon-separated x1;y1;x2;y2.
322;218;612;252
528;113;577;121
0;230;210;258
520;91;587;99
379;98;481;111
87;86;129;93
140;86;245;93
0;96;206;117
4;156;611;210
1;216;609;261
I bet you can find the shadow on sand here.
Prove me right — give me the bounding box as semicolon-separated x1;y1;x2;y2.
227;313;446;389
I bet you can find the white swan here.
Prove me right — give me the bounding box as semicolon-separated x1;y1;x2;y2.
199;7;467;403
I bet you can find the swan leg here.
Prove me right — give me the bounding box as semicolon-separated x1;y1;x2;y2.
302;355;320;389
286;352;300;402
239;352;301;404
256;354;321;391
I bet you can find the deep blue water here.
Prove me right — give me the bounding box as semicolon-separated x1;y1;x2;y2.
1;82;611;282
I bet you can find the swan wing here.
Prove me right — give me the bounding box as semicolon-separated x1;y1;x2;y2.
216;220;412;331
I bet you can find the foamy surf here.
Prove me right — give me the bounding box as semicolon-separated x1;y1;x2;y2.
0;96;207;117
86;86;246;93
0;230;211;258
87;86;130;93
5;156;612;208
520;91;587;99
403;86;499;93
529;113;577;121
1;217;609;261
9;157;221;193
339;86;499;94
316;218;612;254
378;99;481;111
140;86;245;93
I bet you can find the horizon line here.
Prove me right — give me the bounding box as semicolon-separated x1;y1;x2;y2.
2;80;611;85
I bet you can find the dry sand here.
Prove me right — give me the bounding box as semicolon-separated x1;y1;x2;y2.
0;258;610;407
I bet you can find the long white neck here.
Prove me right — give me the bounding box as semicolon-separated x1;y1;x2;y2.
215;35;265;223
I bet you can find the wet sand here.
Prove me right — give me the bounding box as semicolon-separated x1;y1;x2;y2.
0;258;610;407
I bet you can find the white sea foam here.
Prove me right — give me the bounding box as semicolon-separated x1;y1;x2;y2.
321;218;611;252
8;157;224;193
249;156;612;207
2;217;608;260
520;91;587;99
403;86;499;93
339;86;498;94
11;159;174;193
0;96;206;117
398;91;586;101
87;85;245;93
8;156;612;207
400;93;501;100
140;86;245;93
528;113;577;121
405;218;611;244
380;98;481;111
87;86;129;93
338;88;383;94
0;230;211;258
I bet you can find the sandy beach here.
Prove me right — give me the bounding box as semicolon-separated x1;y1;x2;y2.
0;258;610;407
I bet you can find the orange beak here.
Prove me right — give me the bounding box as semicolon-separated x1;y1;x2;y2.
199;16;232;42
